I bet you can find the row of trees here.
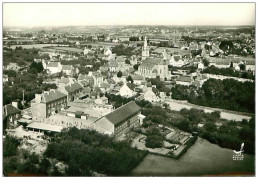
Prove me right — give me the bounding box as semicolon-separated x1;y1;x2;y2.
171;78;255;113
3;48;40;67
112;44;136;57
3;69;57;107
202;65;254;80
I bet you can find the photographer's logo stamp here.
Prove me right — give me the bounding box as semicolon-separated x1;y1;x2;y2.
233;143;244;161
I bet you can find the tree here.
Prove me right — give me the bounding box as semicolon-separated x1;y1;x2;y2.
126;75;134;83
177;120;190;132
240;64;246;71
204;122;217;132
133;64;139;70
125;59;130;64
145;135;164;148
117;71;123;78
30;62;43;73
202;58;210;67
3;136;20;157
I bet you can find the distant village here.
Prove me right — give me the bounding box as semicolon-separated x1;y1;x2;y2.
3;26;255;138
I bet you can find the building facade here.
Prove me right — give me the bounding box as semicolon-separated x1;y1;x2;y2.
59;83;83;102
138;57;171;80
3;102;21;129
31;90;67;119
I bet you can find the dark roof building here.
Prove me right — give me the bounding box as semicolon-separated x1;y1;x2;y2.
3;104;21;118
31;90;67;104
94;101;142;136
64;83;83;93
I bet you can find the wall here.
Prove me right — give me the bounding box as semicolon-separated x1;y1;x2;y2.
94;117;114;135
31;102;47;119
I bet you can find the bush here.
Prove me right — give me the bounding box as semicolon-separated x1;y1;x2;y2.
145;135;164;148
3;136;20;157
38;158;51;175
177;120;190;132
44;127;147;176
204;122;217;132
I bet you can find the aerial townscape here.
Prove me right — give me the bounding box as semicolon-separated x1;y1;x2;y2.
2;4;255;177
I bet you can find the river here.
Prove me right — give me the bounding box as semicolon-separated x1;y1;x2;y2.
131;138;255;176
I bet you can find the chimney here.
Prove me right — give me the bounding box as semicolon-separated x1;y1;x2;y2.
35;94;42;103
11;101;18;108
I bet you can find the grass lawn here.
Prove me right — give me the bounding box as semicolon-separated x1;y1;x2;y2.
131;138;255;176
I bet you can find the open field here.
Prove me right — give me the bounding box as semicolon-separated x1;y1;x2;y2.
8;44;59;49
47;46;83;53
131;138;255;176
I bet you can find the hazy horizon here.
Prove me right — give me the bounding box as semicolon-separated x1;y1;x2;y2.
3;3;255;27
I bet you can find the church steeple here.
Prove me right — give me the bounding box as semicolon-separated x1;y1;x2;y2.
144;36;147;49
142;36;149;60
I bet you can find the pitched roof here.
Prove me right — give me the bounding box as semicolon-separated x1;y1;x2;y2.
108;59;118;67
116;56;126;63
83;87;92;93
62;65;73;70
60;77;72;84
78;74;93;81
106;79;116;84
27;122;63;133
210;58;230;65
99;82;110;89
131;74;144;80
141;58;165;68
173;55;181;62
92;71;102;77
47;62;60;67
3;104;21;117
176;76;192;83
103;101;141;126
42;90;67;103
64;83;83;93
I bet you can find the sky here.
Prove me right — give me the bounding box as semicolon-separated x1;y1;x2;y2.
3;3;255;27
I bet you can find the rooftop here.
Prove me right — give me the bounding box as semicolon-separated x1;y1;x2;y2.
38;90;67;103
99;101;141;126
64;83;83;93
141;57;166;68
27;122;64;133
176;76;192;83
3;104;21;117
47;62;60;68
62;65;73;70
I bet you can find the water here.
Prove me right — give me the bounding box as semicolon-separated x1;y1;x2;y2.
131;138;255;176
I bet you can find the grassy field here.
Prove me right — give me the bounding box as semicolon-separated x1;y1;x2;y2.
48;46;83;53
9;44;58;49
131;138;255;176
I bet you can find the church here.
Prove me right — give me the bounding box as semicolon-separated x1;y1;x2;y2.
138;36;171;80
138;58;171;80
